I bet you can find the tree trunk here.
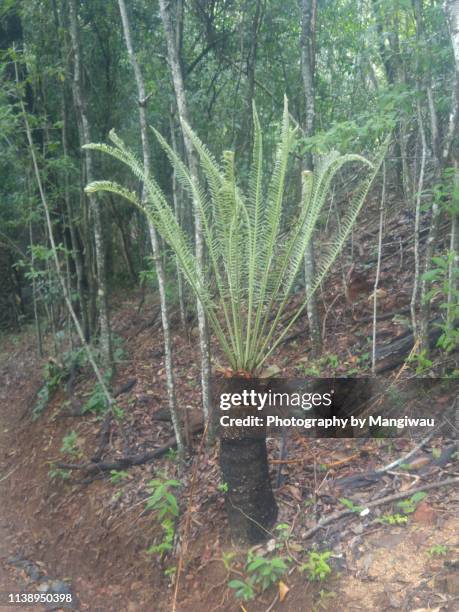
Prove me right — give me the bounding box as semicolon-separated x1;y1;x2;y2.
159;0;212;422
169;110;187;330
217;378;277;543
118;0;184;455
443;0;459;166
68;0;112;369
220;438;277;543
300;0;322;355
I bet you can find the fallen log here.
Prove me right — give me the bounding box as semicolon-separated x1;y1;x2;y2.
374;318;444;373
57;419;204;474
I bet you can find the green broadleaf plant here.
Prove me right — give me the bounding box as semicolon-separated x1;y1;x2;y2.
84;98;387;373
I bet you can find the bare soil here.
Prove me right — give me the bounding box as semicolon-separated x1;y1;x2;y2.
0;293;458;611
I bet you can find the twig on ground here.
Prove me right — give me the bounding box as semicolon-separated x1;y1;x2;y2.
301;476;459;541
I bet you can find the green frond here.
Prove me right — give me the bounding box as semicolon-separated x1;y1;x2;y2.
85;101;387;374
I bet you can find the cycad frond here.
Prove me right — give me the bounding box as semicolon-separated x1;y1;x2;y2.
85;102;387;373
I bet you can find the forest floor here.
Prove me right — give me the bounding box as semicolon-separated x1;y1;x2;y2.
1;208;458;611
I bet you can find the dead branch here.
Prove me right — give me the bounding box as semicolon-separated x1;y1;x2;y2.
301;476;459;541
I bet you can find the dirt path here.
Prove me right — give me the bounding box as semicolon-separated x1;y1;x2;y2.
0;338;46;611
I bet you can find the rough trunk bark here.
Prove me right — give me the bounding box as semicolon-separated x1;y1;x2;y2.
159;0;212;421
217;378;277;543
68;0;112;369
118;0;184;455
220;438;277;543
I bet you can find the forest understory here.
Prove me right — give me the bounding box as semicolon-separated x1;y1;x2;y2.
1;204;458;612
1;0;459;610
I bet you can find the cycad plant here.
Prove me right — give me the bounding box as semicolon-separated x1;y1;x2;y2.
85;98;386;541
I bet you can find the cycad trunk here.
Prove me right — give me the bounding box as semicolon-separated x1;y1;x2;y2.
217;378;277;543
220;437;277;543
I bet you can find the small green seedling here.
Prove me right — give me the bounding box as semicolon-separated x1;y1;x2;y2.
313;589;337;611
218;481;228;493
48;466;71;481
339;498;364;513
146;478;180;559
246;555;288;591
222;551;236;570
299;551;332;581
376;513;408;525
228;553;289;602
397;491;427;514
166;448;178;461
427;544;448;557
109;469;129;485
228;578;256;602
60;430;82;457
431;447;441;460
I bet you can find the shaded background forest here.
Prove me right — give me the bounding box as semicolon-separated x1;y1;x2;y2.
1;0;457;358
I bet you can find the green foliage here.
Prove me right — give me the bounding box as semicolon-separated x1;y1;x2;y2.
299;551;332;581
217;481;228;493
229;553;289;601
85;101;387;373
422;251;459;354
145;477;180;560
33;360;66;419
82;383;108;415
228;578;256;602
408;350;433;375
246;555;288;590
166;448;178;461
427;544;448;557
222;551;236;570
60;430;82;458
397;491;427;514
48;465;71;481
109;469;129;485
339;498;364;513
296;353;340;375
376;513;408;525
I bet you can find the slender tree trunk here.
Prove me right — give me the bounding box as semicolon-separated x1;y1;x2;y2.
411;97;427;346
28;215;43;357
159;0;212;421
68;0;112;369
444;0;459;341
169;110;187;330
372;161;386;373
118;0;184;455
443;0;459;166
447;163;458;333
61;86;90;340
300;0;321;355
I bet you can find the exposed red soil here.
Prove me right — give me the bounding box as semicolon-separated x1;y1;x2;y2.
0;207;458;611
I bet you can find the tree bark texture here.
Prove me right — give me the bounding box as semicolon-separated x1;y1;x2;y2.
118;0;184;454
159;0;212;421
